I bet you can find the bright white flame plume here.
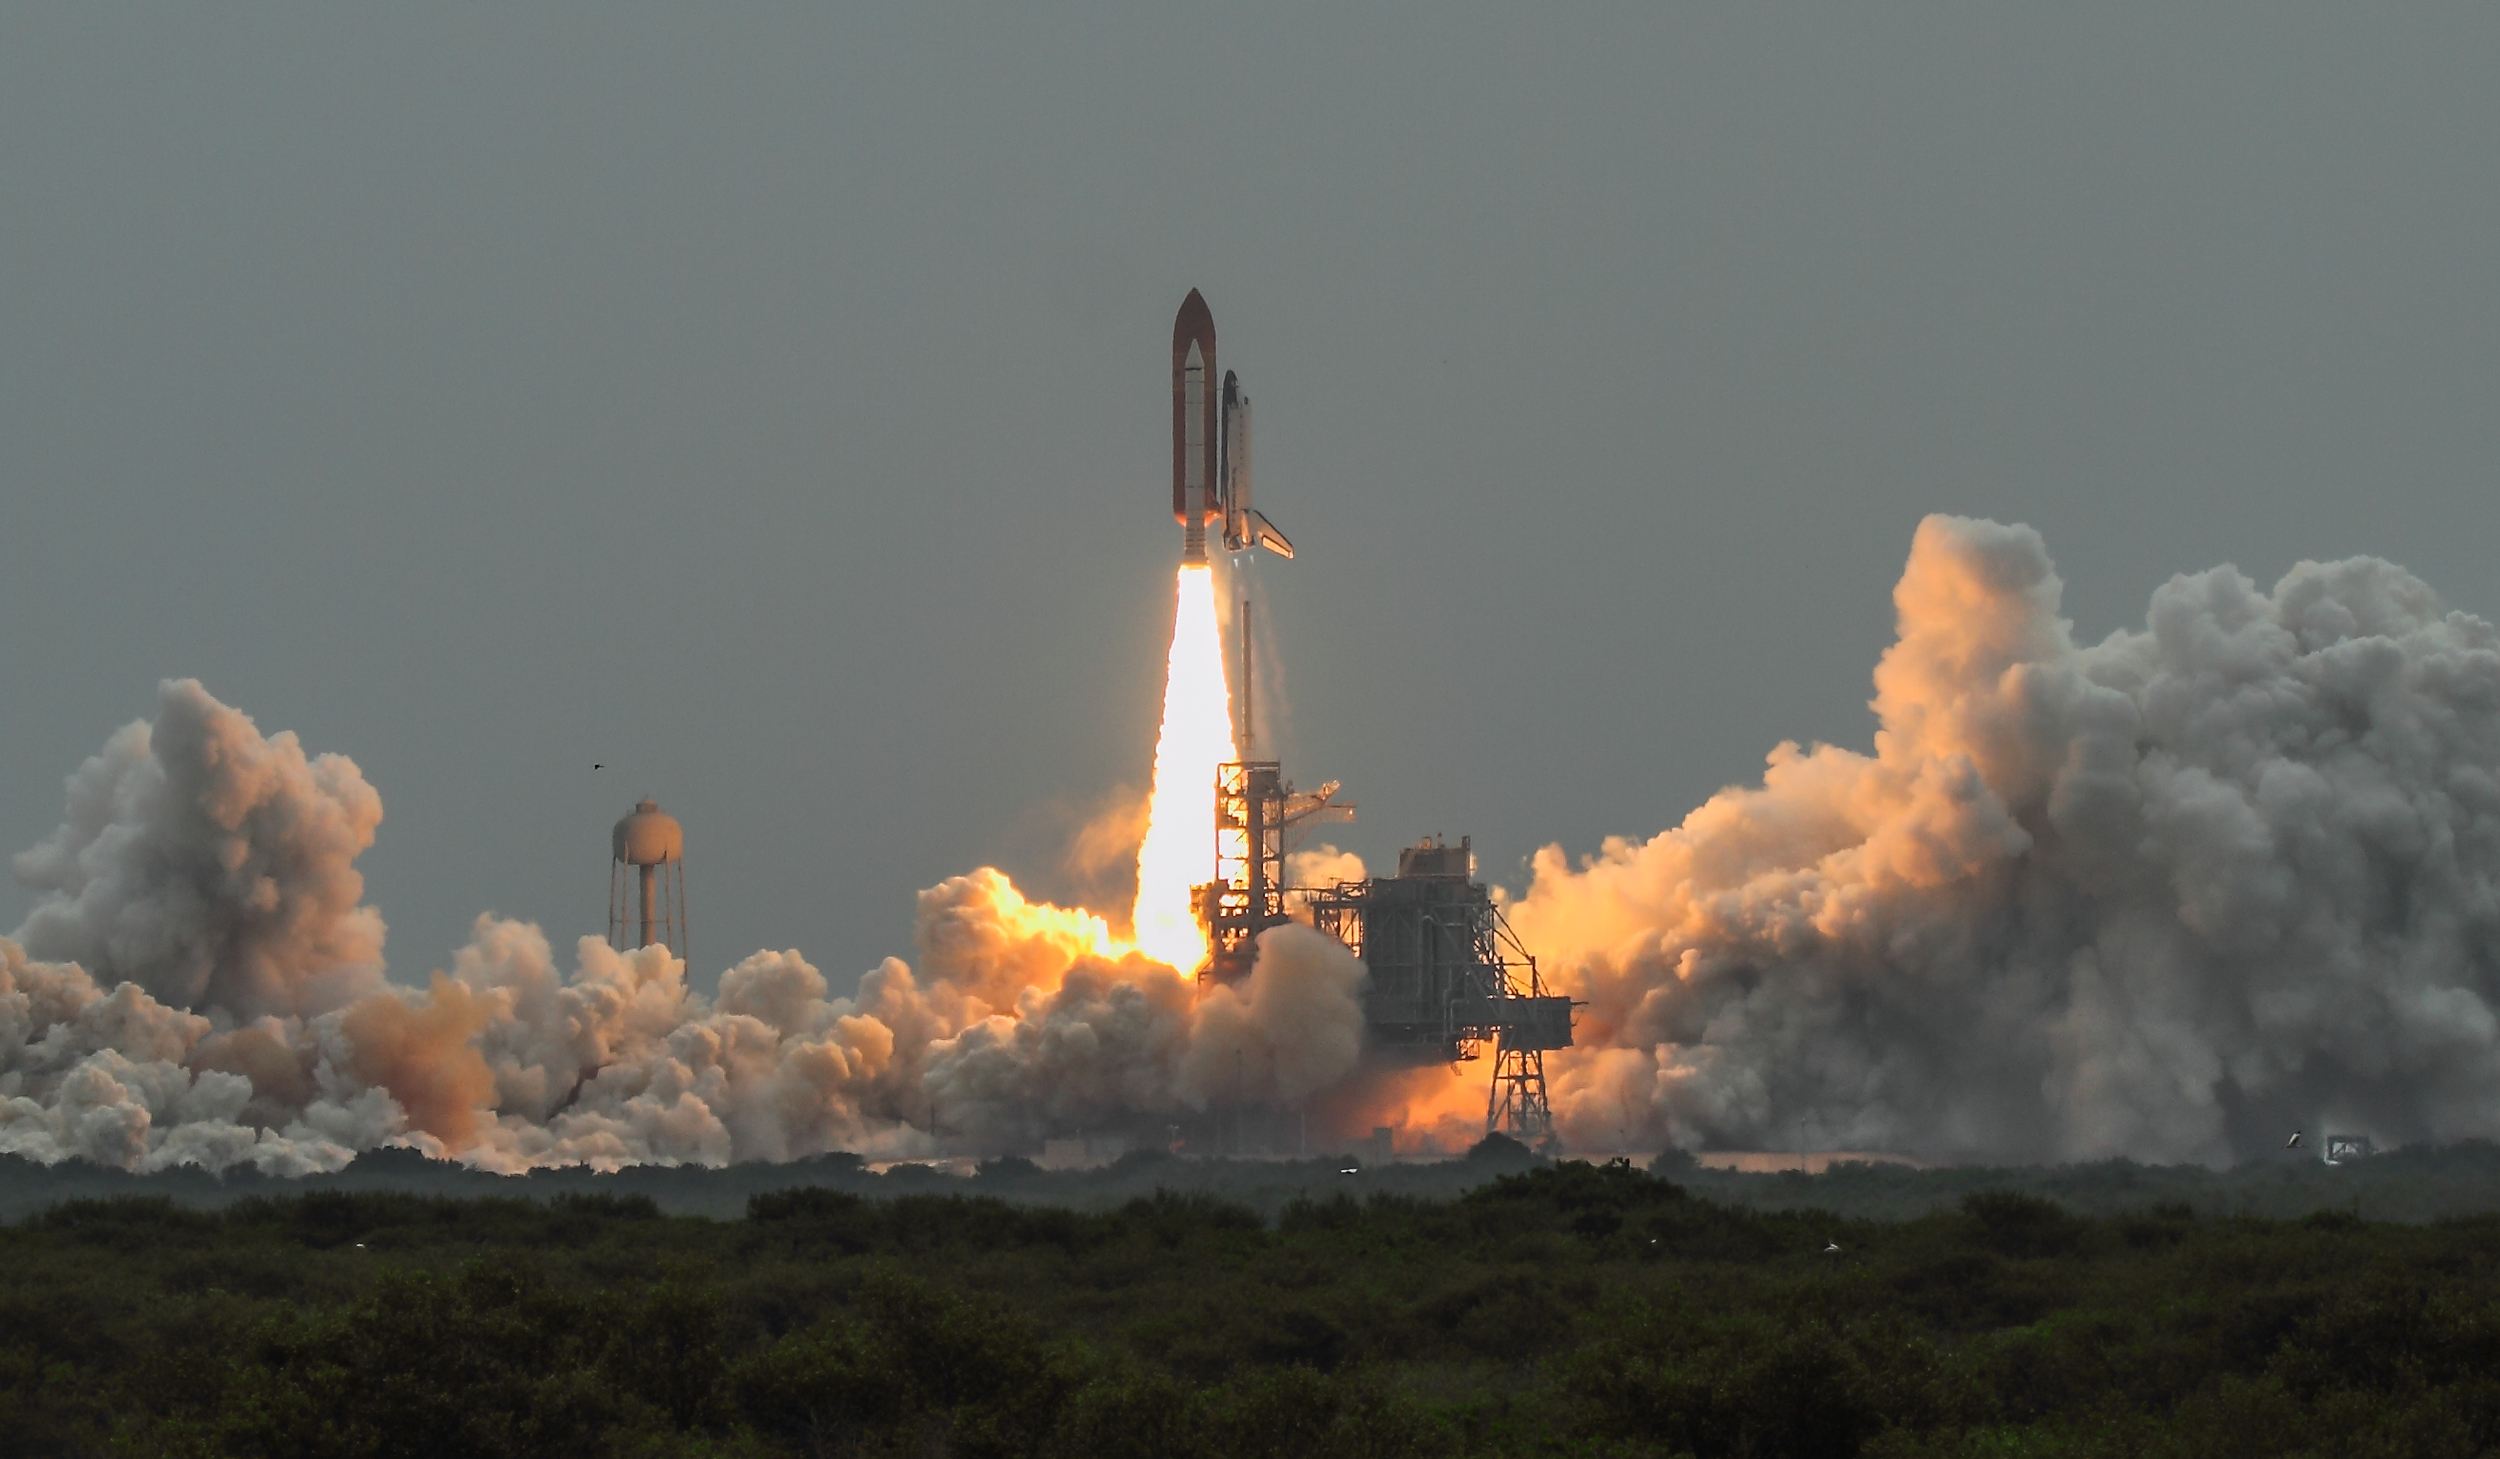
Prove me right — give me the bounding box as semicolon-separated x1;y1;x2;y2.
1130;565;1237;970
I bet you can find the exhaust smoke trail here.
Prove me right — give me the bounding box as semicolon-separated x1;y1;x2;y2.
9;516;2500;1173
0;677;1360;1173
1511;516;2500;1165
1130;564;1238;972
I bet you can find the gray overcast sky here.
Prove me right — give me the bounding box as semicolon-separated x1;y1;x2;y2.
3;7;2493;993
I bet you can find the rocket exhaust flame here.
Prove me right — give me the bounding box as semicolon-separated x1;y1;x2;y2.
1131;564;1237;971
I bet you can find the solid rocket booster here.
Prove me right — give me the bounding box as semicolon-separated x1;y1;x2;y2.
1170;289;1294;565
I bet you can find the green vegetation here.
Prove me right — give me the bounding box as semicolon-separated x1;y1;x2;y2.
6;1138;2498;1226
5;1151;2500;1456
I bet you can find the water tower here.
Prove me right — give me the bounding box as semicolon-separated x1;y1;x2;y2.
609;799;687;959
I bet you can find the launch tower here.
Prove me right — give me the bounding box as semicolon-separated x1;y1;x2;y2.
1304;838;1575;1143
1197;761;1352;983
1195;592;1351;983
609;799;687;959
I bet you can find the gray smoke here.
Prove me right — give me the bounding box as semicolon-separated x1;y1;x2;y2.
12;516;2499;1175
0;683;1370;1170
13;679;386;1020
1510;515;2500;1165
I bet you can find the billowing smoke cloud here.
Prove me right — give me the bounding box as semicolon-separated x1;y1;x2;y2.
0;936;404;1174
13;679;386;1020
0;684;1369;1171
12;515;2500;1175
1511;515;2500;1165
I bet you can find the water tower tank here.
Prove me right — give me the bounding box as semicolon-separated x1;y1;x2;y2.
613;800;683;866
608;799;687;958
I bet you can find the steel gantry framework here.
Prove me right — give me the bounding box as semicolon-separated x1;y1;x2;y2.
1192;787;1579;1143
1197;760;1352;984
1301;838;1574;1143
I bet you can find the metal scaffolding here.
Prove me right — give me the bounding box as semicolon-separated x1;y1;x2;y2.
1302;837;1575;1142
1487;1042;1557;1145
1196;760;1351;984
1190;749;1576;1143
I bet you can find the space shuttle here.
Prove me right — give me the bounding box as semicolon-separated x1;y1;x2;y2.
1172;289;1294;566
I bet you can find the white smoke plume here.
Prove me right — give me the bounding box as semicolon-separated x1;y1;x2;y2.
0;684;1369;1171
14;679;386;1020
12;513;2500;1175
1511;515;2500;1166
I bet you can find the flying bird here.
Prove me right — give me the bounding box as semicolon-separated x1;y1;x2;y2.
2286;1131;2303;1150
593;763;605;770
1824;1241;1841;1254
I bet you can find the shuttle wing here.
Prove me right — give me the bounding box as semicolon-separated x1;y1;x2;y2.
1248;511;1295;559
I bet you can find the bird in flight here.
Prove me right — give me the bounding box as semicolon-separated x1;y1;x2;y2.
1824;1241;1841;1254
593;763;605;770
2286;1131;2303;1150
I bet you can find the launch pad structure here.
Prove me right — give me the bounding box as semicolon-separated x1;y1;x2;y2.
1169;285;1573;1147
1194;767;1576;1144
1303;838;1575;1144
1198;758;1352;981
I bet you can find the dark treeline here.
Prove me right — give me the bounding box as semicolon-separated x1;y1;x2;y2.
4;1137;2497;1225
7;1148;2500;1456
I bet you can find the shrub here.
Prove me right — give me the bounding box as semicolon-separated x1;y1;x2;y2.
1961;1191;2087;1260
